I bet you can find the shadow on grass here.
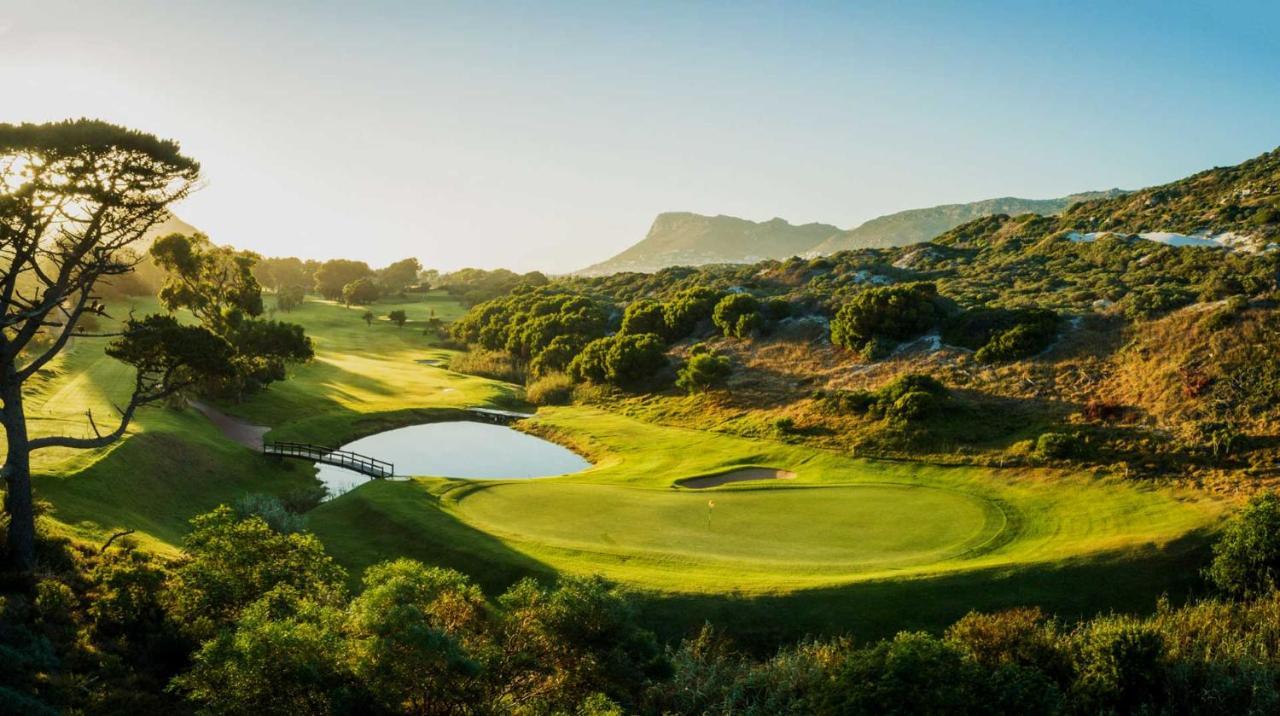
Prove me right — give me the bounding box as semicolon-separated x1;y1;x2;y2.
308;479;555;594
631;529;1217;652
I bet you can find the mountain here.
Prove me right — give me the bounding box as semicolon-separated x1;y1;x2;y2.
577;213;841;276
139;212;200;248
808;191;1124;254
579;191;1122;276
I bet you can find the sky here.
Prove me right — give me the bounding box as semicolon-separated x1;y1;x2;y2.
2;1;1278;273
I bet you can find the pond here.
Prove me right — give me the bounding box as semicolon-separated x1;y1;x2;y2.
315;421;591;498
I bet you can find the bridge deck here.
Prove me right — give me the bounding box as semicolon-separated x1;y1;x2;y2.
264;441;394;478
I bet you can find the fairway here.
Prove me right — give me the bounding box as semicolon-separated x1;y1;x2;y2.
21;294;1229;636
450;482;1005;572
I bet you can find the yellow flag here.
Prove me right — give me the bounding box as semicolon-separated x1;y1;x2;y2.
708;499;716;509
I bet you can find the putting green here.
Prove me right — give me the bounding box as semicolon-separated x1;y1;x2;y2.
450;482;1007;573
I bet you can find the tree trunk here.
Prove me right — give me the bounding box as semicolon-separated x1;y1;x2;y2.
1;371;35;571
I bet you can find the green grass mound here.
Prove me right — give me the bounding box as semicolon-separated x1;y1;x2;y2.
451;481;1006;574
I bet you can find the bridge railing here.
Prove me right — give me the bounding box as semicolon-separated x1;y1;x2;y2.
264;441;395;478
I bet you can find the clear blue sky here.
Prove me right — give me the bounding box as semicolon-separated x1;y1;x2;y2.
2;1;1277;272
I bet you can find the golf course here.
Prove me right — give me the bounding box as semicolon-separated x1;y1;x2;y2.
17;291;1226;640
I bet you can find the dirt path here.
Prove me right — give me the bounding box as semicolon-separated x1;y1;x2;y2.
677;467;797;489
191;400;270;450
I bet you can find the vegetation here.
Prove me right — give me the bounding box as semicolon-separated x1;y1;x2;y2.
676;351;733;393
830;282;942;353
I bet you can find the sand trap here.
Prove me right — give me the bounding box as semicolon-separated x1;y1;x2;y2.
677;467;797;489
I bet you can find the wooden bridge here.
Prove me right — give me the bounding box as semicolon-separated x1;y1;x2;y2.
263;441;395;478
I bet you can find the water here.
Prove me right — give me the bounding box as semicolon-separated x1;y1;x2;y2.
315;421;591;498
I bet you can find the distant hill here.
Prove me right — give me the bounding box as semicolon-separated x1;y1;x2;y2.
578;191;1121;276
578;213;841;276
139;212;200;248
809;191;1124;254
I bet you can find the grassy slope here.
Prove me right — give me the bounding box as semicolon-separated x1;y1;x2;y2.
18;293;1228;643
20;292;518;552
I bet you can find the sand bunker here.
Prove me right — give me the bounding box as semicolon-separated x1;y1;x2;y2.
677;467;797;489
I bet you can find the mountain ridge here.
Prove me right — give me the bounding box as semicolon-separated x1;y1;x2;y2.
578;190;1124;276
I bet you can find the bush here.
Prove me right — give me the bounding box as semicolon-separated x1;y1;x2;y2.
713;294;763;339
942;307;1061;363
831;282;941;352
663;287;723;339
604;333;668;387
387;309;407;327
675;353;732;394
275;284;305;312
818;374;949;424
1035;432;1076;459
1122;286;1194;321
1207;491;1280;599
619;299;666;338
568;337;612;384
889;390;939;423
527;372;575;406
530;334;583;377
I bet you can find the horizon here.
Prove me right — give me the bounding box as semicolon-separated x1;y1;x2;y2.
2;1;1277;272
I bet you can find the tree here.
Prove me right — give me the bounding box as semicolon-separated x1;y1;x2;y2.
605;333;668;387
377;257;422;294
362;310;374;327
663;287;723;340
712;294;762;339
388;309;408;328
676;353;732;393
342;277;380;306
345;560;489;714
830;282;941;351
314;259;373;300
252;256;311;293
619;299;666;338
275;284;305;312
151;233;313;397
172;585;355;715
1207;491;1280;599
0;120;234;569
164;506;347;642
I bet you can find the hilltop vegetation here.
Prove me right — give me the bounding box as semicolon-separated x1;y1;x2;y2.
449;146;1280;482
579;191;1123;275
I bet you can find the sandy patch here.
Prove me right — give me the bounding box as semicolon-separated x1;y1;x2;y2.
677;467;797;489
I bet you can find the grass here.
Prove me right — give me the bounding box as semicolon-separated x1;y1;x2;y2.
14;291;1231;643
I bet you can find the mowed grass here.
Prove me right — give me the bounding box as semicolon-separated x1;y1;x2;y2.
16;291;1230;641
311;407;1223;598
16;291;518;552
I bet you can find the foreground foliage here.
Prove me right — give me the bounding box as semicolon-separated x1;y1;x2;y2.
3;496;1280;714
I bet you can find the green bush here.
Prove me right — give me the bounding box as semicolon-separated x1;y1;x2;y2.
675;353;732;393
1035;432;1076;459
819;374;948;424
619;299;667;338
605;333;669;387
341;277;380;305
831;282;941;352
1207;491;1280;599
663;287;723;339
942;307;1060;363
713;294;763;339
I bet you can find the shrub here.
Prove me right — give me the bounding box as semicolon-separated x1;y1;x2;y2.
604;333;668;387
527;372;575;406
675;353;732;394
387;309;407;327
830;282;941;352
1207;491;1280;599
888;390;939;423
819;374;948;424
663;287;723;339
942;307;1060;363
1035;432;1076;459
1122;285;1194;321
530;334;584;377
233;493;305;534
568;337;613;384
619;299;667;338
859;335;895;361
713;294;763;339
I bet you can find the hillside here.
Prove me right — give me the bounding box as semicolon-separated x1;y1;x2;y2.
580;191;1119;276
1060;147;1280;245
809;190;1124;254
578;212;840;276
